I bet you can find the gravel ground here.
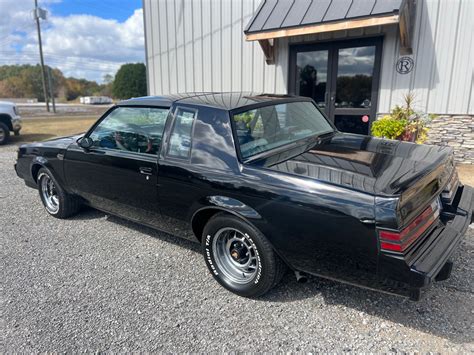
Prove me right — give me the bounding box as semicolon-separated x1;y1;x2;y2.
1;144;473;352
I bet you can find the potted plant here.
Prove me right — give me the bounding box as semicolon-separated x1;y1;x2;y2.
371;93;434;144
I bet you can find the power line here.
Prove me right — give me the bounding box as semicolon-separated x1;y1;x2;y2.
0;50;139;65
0;57;122;69
0;60;120;73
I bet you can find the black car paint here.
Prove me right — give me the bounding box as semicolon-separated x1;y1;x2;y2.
15;93;473;300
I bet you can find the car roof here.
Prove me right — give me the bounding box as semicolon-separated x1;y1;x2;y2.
117;92;311;111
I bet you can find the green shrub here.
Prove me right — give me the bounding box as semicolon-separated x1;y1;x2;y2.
371;116;407;140
112;63;147;99
371;92;434;144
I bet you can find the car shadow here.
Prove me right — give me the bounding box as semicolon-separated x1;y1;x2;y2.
69;207;106;220
70;208;201;253
261;243;473;345
70;208;473;345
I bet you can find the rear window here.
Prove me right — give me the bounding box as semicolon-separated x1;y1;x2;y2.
232;101;333;160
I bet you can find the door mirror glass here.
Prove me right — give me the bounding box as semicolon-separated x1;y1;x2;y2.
78;137;94;149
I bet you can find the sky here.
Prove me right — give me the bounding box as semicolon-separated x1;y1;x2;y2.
0;0;144;83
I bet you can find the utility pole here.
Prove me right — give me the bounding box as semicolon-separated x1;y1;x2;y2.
47;67;56;113
34;0;50;112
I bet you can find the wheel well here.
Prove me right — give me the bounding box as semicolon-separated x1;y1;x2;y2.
31;164;42;183
191;208;230;241
0;114;13;131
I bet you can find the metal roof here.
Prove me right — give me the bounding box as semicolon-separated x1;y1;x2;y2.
245;0;403;34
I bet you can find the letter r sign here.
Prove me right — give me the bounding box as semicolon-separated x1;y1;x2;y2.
396;56;414;74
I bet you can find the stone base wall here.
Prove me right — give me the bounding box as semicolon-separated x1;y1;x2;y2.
426;115;474;164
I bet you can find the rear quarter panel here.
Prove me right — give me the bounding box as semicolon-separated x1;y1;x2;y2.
234;166;379;280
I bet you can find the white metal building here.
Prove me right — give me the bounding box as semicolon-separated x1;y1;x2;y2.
142;0;473;162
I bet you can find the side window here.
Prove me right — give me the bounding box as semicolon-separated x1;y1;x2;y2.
89;107;169;155
167;107;196;159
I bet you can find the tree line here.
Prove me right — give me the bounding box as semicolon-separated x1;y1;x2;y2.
0;63;147;102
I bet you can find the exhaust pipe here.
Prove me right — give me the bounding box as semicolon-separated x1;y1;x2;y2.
294;270;308;283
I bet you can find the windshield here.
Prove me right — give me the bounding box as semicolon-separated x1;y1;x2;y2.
232;101;333;160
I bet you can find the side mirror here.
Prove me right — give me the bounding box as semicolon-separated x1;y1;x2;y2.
78;137;94;149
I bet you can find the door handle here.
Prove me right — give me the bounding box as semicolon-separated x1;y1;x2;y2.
139;167;153;175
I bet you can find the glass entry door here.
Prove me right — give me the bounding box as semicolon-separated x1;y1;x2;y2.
295;50;329;114
290;38;382;135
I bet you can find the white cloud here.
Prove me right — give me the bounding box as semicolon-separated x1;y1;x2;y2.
0;0;144;82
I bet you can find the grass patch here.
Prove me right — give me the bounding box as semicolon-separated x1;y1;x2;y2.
9;116;97;145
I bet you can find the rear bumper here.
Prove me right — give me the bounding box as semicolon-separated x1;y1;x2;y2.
378;185;473;300
408;185;473;299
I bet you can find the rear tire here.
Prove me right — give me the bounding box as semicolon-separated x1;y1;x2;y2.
37;167;81;219
202;213;287;297
0;122;10;145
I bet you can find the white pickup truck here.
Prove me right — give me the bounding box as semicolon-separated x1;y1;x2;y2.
0;101;22;145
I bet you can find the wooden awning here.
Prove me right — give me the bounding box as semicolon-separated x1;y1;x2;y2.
245;0;416;63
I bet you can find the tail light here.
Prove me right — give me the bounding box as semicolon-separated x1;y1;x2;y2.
378;199;440;252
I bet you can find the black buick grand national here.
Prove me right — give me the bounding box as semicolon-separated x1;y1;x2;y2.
15;93;473;300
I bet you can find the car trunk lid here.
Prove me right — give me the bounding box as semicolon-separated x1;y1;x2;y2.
260;133;455;225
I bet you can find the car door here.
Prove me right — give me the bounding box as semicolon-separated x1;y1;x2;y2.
64;106;169;225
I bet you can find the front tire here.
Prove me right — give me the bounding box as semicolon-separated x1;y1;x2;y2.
202;213;287;297
37;167;81;218
0;122;10;145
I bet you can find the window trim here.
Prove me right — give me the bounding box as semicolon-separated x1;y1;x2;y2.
164;105;198;161
83;105;171;157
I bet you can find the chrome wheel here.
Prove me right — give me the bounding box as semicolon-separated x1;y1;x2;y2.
40;174;59;214
212;227;259;284
0;128;5;142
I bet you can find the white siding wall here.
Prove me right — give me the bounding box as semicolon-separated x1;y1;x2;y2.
377;0;474;115
143;0;284;95
144;0;473;115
